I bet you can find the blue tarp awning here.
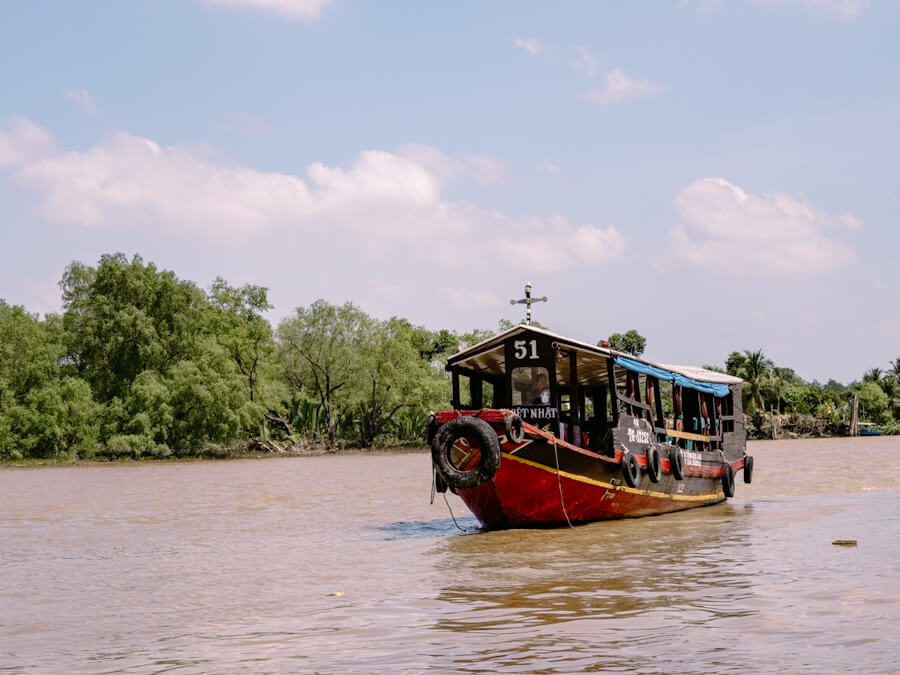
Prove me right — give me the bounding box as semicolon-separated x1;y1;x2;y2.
613;355;731;397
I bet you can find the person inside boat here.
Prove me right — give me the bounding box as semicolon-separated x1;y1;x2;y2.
531;373;550;405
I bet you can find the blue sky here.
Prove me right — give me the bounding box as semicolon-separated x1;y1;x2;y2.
1;0;897;384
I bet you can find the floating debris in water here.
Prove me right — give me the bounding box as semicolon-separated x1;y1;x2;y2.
326;591;345;596
832;540;857;546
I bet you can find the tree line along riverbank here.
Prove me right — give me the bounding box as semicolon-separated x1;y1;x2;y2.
1;253;898;463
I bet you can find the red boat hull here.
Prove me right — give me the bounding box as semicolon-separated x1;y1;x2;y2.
458;451;725;529
433;410;742;529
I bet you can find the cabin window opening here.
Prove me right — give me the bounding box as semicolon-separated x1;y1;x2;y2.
584;385;613;454
646;376;666;439
583;393;595;423
558;388;571;443
681;388;702;450
559;390;571;414
621;370;644;419
479;378;497;408
458;373;472;409
722;392;735;433
511;366;550;406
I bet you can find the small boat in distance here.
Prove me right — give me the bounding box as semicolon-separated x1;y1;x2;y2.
430;321;752;529
857;423;885;436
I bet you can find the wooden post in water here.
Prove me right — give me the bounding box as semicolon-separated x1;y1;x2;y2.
849;394;859;436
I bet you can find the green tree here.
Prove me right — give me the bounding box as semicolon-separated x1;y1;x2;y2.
0;302;100;460
604;329;647;357
352;318;447;447
207;278;274;405
5;377;100;459
60;253;207;401
856;381;890;424
276;300;369;445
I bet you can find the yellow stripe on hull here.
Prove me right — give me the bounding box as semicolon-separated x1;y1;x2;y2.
502;452;724;502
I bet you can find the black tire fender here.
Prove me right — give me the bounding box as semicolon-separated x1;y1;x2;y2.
669;446;685;480
621;451;641;488
646;445;661;483
722;463;735;498
432;416;502;490
743;455;754;484
505;414;525;444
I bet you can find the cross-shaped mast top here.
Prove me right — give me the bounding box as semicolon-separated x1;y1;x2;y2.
509;281;548;325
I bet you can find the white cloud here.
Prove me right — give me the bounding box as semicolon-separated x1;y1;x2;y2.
439;288;502;312
512;36;542;55
64;88;98;116
587;69;668;105
12;120;628;273
838;212;863;230
571;47;598;79
499;214;627;272
753;0;869;20
396;143;506;184
538;159;561;175
671;177;858;275
203;0;334;20
0;117;55;166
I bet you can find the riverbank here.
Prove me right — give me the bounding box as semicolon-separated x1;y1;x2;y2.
0;441;431;468
4;411;896;467
745;411;899;440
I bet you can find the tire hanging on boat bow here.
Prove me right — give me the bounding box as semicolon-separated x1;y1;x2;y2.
621;452;641;488
646;445;662;483
505;414;525;444
743;455;754;484
721;463;735;498
432;416;502;490
668;446;685;481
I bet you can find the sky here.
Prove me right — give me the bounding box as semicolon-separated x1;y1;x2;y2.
1;0;898;384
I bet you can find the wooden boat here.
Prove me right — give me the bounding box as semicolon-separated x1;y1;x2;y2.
857;423;885;436
429;324;753;529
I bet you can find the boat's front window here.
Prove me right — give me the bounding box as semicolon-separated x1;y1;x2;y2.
511;366;551;405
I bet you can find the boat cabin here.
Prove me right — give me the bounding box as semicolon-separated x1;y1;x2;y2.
446;325;744;455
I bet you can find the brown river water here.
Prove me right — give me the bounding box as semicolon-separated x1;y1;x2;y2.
2;437;899;673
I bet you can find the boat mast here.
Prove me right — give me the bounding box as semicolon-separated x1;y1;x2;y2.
509;281;547;326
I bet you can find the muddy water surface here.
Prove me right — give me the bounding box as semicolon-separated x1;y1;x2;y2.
2;437;898;673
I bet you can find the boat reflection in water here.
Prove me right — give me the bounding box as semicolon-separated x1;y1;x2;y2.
429;501;758;672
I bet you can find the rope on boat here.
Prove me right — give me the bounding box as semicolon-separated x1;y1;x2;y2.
430;470;436;505
442;491;470;534
552;437;575;529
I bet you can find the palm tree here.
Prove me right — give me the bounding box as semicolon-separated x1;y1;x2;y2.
863;367;883;383
736;349;774;414
889;358;900;382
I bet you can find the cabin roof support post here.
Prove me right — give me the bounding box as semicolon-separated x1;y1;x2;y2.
470;373;483;409
605;358;619;426
451;369;460;409
651;376;666;439
568;350;579;445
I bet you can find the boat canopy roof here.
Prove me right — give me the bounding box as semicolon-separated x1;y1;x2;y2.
447;324;742;397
